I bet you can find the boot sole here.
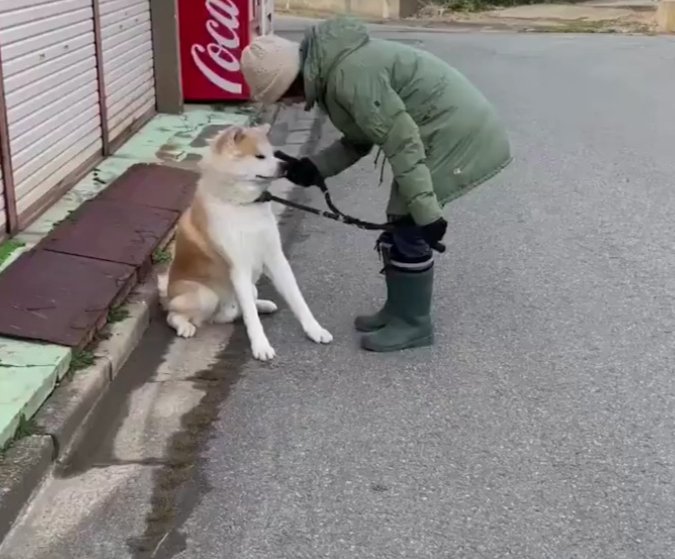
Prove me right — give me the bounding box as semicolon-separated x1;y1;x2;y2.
360;333;434;353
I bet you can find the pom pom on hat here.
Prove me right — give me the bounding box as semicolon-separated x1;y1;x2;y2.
241;35;301;105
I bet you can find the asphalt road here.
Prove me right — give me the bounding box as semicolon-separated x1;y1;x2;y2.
3;19;675;559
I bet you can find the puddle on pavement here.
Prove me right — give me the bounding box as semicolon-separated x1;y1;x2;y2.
55;316;252;558
57;322;172;477
127;325;251;558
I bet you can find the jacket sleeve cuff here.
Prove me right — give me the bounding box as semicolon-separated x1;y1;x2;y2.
310;138;372;178
407;193;443;227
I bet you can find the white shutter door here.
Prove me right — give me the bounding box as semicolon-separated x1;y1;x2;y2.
0;0;103;221
0;164;5;236
100;0;156;145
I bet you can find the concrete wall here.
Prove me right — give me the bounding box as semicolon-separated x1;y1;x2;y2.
150;0;183;114
657;0;675;32
283;0;421;19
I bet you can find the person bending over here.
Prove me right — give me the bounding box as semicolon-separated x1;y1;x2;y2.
241;17;512;353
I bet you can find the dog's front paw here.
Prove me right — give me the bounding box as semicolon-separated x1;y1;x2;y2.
303;321;333;344
251;339;276;361
177;322;197;338
168;314;197;338
255;299;278;314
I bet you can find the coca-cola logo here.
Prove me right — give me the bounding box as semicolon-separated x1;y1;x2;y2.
191;0;243;94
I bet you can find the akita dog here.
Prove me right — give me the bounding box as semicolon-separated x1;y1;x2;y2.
160;124;332;361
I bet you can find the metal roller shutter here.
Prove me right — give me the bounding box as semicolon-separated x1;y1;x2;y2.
100;0;156;146
0;166;5;237
0;0;103;225
0;45;8;238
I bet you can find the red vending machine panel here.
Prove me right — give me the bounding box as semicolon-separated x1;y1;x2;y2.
178;0;262;101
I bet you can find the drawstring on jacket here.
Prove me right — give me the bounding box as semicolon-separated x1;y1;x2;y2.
373;147;386;185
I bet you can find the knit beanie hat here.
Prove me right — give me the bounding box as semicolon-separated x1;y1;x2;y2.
241;35;302;105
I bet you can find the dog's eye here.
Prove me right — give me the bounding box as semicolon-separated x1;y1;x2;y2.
255;154;266;160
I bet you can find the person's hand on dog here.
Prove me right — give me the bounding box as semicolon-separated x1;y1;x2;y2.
275;150;323;187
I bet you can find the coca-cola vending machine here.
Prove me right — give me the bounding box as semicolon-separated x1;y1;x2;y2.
178;0;273;102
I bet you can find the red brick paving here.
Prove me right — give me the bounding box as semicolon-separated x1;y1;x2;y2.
39;199;177;267
0;250;135;347
97;163;196;212
0;163;196;348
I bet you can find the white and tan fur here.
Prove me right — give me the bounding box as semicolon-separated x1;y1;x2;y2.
159;124;332;361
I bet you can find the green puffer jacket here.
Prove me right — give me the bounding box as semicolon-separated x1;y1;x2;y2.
301;17;512;226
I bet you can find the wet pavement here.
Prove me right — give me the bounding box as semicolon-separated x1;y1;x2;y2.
3;20;675;559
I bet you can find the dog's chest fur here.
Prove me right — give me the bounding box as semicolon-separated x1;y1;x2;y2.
202;193;279;272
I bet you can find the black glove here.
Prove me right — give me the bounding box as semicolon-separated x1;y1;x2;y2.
275;150;323;187
419;217;448;247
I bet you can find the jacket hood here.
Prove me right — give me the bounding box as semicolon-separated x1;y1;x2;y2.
301;17;370;110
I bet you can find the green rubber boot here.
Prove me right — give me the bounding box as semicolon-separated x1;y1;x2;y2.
354;305;390;332
354;285;391;333
354;244;392;333
360;267;434;352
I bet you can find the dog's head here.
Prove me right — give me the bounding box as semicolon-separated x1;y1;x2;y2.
199;124;283;203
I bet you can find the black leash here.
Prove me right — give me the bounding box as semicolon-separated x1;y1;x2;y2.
258;160;446;253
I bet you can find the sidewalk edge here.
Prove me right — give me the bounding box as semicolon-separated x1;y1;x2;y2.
0;107;274;542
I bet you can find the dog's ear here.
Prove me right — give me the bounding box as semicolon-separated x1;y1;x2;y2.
232;126;246;144
210;126;243;154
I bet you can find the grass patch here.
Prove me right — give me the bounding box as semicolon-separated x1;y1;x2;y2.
1;414;42;456
108;305;130;324
14;414;39;439
152;248;172;265
95;328;113;342
0;239;25;267
52;209;78;228
430;0;589;7
532;19;650;33
64;308;128;378
433;0;484;12
534;19;614;32
68;350;95;374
